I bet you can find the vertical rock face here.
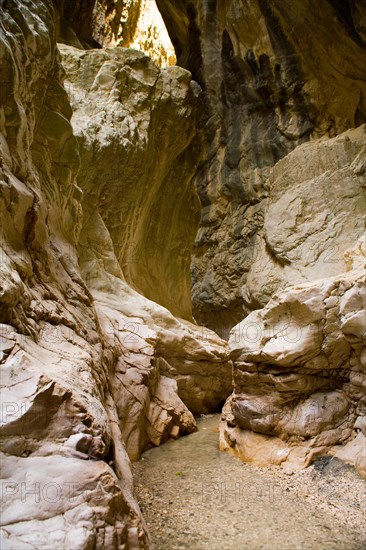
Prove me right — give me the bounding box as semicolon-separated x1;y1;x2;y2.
60;44;200;321
157;0;366;336
157;0;366;476
54;0;128;48
0;1;231;547
124;0;176;66
1;2;148;546
1;0;365;545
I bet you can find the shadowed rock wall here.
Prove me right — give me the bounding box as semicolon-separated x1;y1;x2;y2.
157;0;366;337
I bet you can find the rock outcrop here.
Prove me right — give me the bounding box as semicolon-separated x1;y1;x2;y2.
124;0;176;66
220;236;366;475
0;1;231;547
245;126;366;306
54;0;128;48
157;0;366;337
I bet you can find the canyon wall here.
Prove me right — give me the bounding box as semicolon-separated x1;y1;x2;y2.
0;0;365;547
0;1;231;547
157;0;366;336
220;235;366;475
156;0;365;475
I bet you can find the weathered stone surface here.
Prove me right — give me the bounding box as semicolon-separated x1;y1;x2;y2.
245;126;366;308
93;290;232;461
125;0;176;66
0;1;231;546
157;0;366;337
1;0;365;545
0;4;147;545
54;0;133;49
59;43;201;322
58;44;232;460
157;2;366;476
334;433;366;478
220;241;366;475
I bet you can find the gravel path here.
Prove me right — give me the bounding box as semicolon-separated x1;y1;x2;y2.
133;415;366;550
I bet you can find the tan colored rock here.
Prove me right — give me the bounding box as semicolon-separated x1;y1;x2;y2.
2;0;365;545
57;44;232;460
54;0;131;49
333;433;366;478
124;0;176;67
0;453;145;547
59;43;201;322
221;241;366;471
55;0;176;67
246;127;366;307
0;1;230;546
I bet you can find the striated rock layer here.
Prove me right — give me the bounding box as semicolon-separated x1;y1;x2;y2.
157;0;366;337
220;236;366;476
0;1;231;547
216;124;366;475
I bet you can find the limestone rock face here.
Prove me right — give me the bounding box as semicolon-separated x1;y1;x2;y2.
58;43;232;450
0;1;231;546
59;44;200;322
124;0;176;67
54;0;128;48
245;126;366;307
157;0;366;336
220;239;366;475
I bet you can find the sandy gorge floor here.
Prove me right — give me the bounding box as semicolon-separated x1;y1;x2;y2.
133;415;366;550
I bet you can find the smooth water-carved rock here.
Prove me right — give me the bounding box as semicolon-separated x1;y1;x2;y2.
0;1;231;546
59;44;201;322
1;0;365;546
220;238;366;475
0;4;148;545
94;288;231;461
58;44;232;461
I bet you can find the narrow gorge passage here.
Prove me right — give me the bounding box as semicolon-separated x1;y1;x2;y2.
133;416;366;550
1;1;365;547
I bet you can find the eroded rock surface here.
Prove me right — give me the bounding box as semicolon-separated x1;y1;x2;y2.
1;0;365;547
156;0;366;478
55;0;175;67
124;0;176;66
157;0;366;336
0;1;231;547
59;43;201;322
245;126;366;307
220;238;366;476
